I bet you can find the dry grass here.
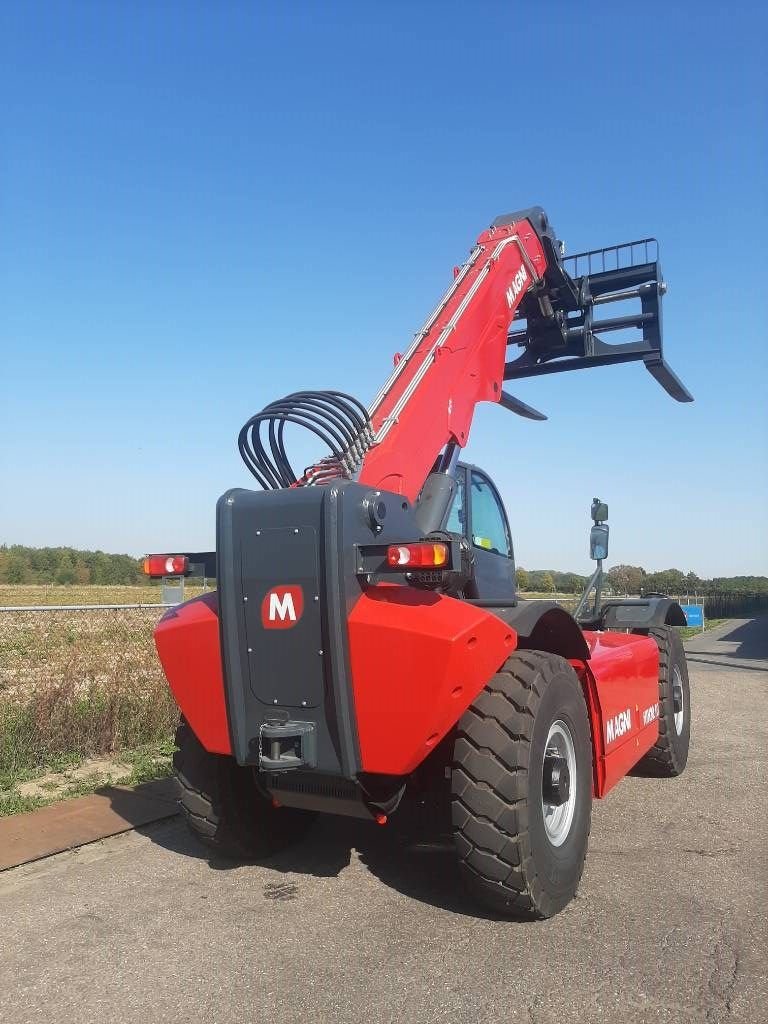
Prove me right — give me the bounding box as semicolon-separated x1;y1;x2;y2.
1;606;167;697
520;591;580;609
0;583;208;607
0;678;177;785
0;601;180;793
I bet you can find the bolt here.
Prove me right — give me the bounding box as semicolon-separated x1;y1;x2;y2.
256;530;261;536
247;647;253;654
318;649;324;656
294;528;299;534
301;701;307;707
243;596;248;602
226;497;234;505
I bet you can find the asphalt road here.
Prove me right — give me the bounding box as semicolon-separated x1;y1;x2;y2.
2;617;767;1024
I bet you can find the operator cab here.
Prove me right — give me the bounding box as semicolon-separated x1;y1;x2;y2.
442;462;517;602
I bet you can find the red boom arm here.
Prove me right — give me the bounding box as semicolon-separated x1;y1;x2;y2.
237;208;688;496
357;217;548;501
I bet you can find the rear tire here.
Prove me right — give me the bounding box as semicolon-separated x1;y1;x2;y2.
633;626;690;777
173;720;313;858
451;651;592;919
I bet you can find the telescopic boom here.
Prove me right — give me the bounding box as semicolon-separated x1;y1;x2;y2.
237;207;692;501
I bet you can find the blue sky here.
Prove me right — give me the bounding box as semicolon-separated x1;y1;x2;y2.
1;1;766;577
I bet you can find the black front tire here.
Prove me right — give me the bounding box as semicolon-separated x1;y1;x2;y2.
173;720;313;858
451;651;592;919
633;626;690;777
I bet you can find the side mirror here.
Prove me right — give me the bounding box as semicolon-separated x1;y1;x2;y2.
590;524;609;561
591;499;608;523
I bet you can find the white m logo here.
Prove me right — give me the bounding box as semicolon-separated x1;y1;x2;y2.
261;585;304;629
269;591;296;622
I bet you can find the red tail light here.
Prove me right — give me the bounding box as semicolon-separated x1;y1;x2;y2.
386;542;449;569
143;554;189;577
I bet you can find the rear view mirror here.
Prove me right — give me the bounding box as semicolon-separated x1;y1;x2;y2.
591;499;608;523
590;524;609;561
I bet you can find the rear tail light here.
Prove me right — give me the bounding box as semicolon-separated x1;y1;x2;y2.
386;542;449;569
143;555;189;577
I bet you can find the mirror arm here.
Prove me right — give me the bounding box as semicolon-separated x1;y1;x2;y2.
574;560;604;623
593;557;604;619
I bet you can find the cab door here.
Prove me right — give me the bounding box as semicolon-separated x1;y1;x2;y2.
442;464;516;601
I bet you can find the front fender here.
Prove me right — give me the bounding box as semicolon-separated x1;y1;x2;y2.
601;597;687;631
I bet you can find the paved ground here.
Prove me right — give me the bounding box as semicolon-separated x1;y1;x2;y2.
2;617;767;1024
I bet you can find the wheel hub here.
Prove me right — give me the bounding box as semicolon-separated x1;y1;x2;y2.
543;754;570;806
541;720;578;847
672;665;685;735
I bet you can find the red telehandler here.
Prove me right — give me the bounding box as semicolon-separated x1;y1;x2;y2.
148;207;694;918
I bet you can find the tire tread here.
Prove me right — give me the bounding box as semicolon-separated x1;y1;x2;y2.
451;651;590;919
634;626;689;777
172;720;311;858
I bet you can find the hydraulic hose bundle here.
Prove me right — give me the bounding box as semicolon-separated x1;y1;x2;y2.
238;390;374;489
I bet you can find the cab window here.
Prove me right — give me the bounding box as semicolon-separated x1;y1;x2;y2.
444;473;467;536
470;472;511;557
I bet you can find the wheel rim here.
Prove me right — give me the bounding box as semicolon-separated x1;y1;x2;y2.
672;666;685;735
541;720;577;847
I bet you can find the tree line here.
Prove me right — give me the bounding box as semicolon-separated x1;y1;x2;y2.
0;545;146;586
1;545;766;596
516;564;767;596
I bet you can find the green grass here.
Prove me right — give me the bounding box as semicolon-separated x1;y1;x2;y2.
0;740;175;817
679;617;726;641
121;739;176;785
0;790;49;816
0;677;177;787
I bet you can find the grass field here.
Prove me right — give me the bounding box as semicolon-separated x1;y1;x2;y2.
679;617;725;640
0;585;193;814
0;583;210;607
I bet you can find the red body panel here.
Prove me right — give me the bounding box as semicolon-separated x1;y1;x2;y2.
154;593;661;797
358;219;547;502
575;630;660;797
154;592;232;755
347;587;517;774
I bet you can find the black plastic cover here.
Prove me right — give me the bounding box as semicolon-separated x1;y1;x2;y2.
600;598;687;630
216;481;422;779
